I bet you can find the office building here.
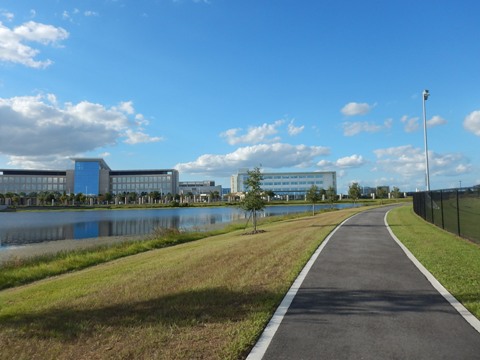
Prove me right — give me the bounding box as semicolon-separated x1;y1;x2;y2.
231;169;337;199
0;158;179;196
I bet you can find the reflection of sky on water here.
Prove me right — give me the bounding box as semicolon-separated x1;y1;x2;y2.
0;204;359;248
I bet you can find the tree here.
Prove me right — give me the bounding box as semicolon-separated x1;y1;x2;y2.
348;182;361;204
391;186;401;199
326;186;337;208
239;167;265;233
376;187;387;204
306;185;321;215
264;190;275;201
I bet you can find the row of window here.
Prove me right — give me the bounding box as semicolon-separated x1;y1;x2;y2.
262;174;325;180
111;176;171;183
265;188;324;192
261;181;324;186
0;184;66;192
0;176;66;184
112;184;171;192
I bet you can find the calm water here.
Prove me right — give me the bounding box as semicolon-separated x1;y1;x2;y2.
0;204;359;249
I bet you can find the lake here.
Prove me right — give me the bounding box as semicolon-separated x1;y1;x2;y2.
0;204;360;262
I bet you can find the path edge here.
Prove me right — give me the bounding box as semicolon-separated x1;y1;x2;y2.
384;208;480;334
246;213;360;360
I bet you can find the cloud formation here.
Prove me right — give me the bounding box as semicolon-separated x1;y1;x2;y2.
316;154;366;169
427;115;447;128
342;119;392;136
464;110;480;136
287;120;304;136
341;102;374;116
0;94;162;167
0;20;69;68
220;120;284;145
175;143;330;176
373;145;470;178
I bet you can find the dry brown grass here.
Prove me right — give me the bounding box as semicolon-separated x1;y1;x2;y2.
0;207;362;360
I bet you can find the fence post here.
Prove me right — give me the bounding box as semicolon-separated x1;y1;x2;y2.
440;190;444;229
430;191;434;224
456;189;461;236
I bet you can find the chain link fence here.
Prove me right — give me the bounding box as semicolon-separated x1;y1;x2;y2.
413;187;480;244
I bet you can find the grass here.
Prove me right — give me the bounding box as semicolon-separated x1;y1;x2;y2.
0;211;322;291
0;207;363;360
3;202;476;360
388;205;480;319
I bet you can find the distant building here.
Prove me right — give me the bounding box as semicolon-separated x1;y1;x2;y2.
361;186;376;197
231;169;337;199
0;158;179;196
179;180;222;197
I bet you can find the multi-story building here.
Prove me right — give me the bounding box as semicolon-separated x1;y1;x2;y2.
179;180;222;197
231;169;337;199
0;158;179;196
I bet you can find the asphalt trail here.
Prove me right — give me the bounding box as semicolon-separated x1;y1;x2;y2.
250;206;480;359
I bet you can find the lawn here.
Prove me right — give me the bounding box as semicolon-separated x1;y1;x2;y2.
387;205;480;318
0;207;361;360
2;204;478;359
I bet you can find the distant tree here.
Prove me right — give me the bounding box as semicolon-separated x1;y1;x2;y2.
211;191;220;202
105;192;113;203
306;185;321;215
376;187;387;204
239;167;265;233
348;182;361;204
60;192;68;205
391;186;401;199
326;186;337;208
264;190;275;201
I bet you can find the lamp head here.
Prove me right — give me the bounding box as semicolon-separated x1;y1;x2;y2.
423;89;430;100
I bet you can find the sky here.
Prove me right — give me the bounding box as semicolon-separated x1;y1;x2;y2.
0;0;479;193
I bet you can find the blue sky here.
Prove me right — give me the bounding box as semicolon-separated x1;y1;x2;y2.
0;0;479;193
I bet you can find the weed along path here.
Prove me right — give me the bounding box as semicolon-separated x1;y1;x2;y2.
249;205;480;360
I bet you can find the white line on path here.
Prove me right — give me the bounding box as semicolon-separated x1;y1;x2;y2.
246;214;359;360
384;210;480;334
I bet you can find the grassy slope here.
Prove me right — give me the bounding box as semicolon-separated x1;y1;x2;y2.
0;208;361;360
2;204;478;359
388;205;480;318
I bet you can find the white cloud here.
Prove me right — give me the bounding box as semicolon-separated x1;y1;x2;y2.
84;10;99;17
175;143;330;176
342;119;391;136
124;129;163;144
0;20;68;68
13;21;68;44
335;154;365;168
287;120;304;136
220;120;284;145
1;11;14;22
6;155;76;170
316;159;333;168
0;94;162;167
401;115;420;133
427;115;447;128
464;110;480;136
373;145;470;179
341;102;374;116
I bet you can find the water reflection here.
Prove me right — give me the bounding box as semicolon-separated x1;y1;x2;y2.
0;204;359;248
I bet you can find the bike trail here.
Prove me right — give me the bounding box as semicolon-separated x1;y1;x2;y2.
247;205;480;359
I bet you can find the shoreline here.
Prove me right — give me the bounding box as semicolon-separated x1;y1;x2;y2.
0;234;145;265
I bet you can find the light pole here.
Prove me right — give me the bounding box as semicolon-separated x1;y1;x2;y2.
422;89;430;191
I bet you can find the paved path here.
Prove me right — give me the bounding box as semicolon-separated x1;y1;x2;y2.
248;205;480;359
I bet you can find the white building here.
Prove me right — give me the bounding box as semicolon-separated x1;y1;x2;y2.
231;169;336;199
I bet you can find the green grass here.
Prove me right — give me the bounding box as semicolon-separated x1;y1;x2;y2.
0;207;363;360
388;205;480;318
0;210;338;290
